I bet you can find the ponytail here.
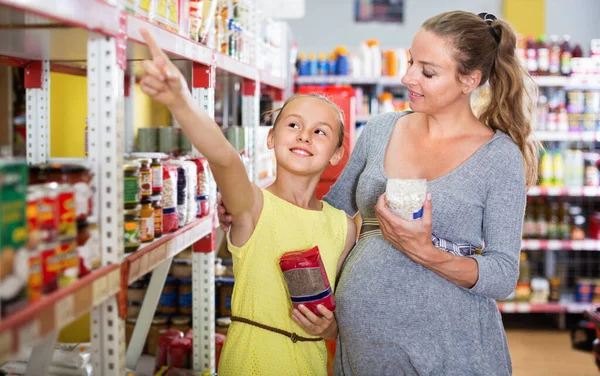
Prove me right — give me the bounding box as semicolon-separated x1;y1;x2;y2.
478;20;540;187
423;11;540;187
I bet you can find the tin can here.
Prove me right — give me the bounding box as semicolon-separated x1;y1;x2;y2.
575;279;594;303
158;127;173;154
137;127;158;152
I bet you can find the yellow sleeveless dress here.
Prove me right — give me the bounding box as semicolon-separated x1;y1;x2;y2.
218;189;348;376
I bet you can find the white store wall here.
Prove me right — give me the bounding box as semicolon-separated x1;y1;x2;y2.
287;0;600;55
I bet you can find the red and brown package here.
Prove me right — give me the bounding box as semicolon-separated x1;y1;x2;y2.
279;246;335;316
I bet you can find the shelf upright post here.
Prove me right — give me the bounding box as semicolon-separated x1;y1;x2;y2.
24;60;50;164
22;58;56;376
191;60;217;373
87;26;127;375
241;78;259;183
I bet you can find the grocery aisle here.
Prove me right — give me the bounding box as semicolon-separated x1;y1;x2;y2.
507;330;596;375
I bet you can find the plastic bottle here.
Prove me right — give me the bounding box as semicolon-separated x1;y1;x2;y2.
328;52;337;76
537;35;550;76
561;35;573;76
386;50;398;77
336;47;349;76
540;149;554;187
349;53;362;78
526;35;539;75
317;52;328;76
397;48;408;77
549;35;561;76
558;104;569;132
378;92;395;114
523;199;536;238
308;53;318;76
553;150;565;187
297;53;309;76
573;42;584;58
359;41;372;77
368;39;382;77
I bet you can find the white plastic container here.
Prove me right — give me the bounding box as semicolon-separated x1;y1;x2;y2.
386;179;428;220
368;39;382;78
359;41;372;77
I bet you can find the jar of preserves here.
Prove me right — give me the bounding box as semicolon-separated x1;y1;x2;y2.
124;207;141;253
124;163;140;209
147;316;169;356
152;194;163;238
138;159;153;198
44;164;93;221
157;277;178;316
170;316;191;333
151;158;163;194
140;197;154;243
178;278;192;315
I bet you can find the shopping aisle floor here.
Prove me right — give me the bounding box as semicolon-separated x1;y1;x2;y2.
507;329;597;375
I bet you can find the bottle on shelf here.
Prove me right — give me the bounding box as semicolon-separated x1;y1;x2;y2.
368;39;382;78
572;42;584;58
524;198;537;238
552;149;565;187
537;35;550;76
297;52;309;76
317;52;328;76
539;148;553;187
515;252;532;302
536;198;549;239
359;41;372;77
526;35;539;75
308;52;318;76
547;201;560;239
328;52;338;76
558;200;572;240
561;35;573;76
549;35;561;76
378;92;395;114
336;47;349;76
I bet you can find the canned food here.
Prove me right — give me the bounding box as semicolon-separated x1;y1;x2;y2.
158;127;173;154
575;279;594;303
137;127;158;153
567;90;585;114
124;162;141;210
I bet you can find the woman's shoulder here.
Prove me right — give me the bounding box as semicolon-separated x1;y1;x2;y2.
487;130;523;163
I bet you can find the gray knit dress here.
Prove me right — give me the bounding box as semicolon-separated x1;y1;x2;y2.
324;111;526;376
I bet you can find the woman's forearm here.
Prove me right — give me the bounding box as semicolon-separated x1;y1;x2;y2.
415;245;479;288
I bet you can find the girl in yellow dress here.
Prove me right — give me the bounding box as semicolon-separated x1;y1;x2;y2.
139;30;356;376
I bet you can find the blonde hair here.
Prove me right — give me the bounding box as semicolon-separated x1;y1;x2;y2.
422;11;540;187
262;93;345;148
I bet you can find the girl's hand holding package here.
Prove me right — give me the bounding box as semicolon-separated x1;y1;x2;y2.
292;304;338;340
375;192;437;263
139;28;190;110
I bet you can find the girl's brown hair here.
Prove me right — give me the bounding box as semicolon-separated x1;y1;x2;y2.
263;93;345;148
422;11;540;187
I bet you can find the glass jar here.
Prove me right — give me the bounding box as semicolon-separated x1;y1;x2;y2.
152;194;163;238
178;279;192;315
147;316;169;356
125;316;138;348
151;158;163;194
76;220;91;277
157;277;178;316
44;164;93;221
138;158;153;198
124;207;141;253
124;163;140;209
170;316;191;333
140;197;154;243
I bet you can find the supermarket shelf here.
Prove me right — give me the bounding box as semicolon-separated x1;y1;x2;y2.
0;2;285;88
127;15;213;66
0;264;121;361
497;302;597;313
521;239;600;251
0;0;120;36
534;76;569;87
215;276;235;284
295;75;406;86
534;131;597;142
527;186;600;197
497;302;564;313
260;69;286;89
123;216;213;285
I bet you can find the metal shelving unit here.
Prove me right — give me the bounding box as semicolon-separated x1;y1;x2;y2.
0;0;289;374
